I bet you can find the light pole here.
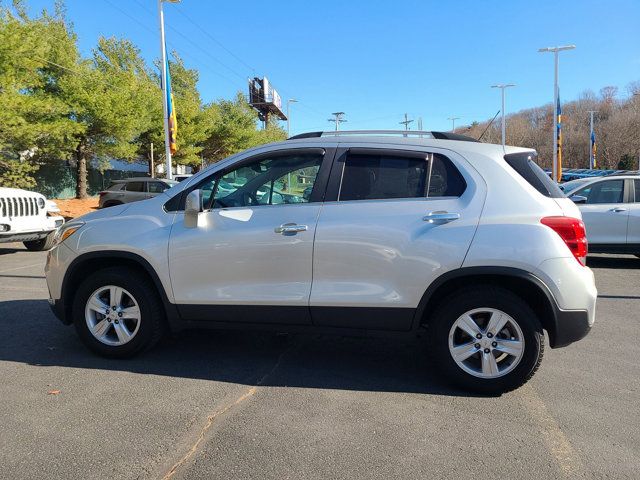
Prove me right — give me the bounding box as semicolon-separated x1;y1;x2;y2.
539;45;575;182
447;117;460;132
588;110;597;169
157;0;180;180
491;84;516;146
286;99;297;137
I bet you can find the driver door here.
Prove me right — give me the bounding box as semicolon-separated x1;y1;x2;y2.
574;178;629;245
168;147;333;325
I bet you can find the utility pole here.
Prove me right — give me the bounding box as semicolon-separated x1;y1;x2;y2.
491;84;516;146
588;110;597;169
399;113;414;131
539;44;576;182
448;117;460;132
328;112;346;131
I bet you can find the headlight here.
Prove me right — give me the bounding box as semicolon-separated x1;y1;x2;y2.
54;222;84;246
37;197;45;209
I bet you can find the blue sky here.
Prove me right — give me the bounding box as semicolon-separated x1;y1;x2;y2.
27;0;640;135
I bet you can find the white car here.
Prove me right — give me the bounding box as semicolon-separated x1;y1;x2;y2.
0;187;64;251
45;130;597;393
564;175;640;256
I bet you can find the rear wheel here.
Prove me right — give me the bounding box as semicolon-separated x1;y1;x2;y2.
23;231;56;251
72;267;165;358
428;286;544;394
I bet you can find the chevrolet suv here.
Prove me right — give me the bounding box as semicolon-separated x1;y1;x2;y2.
45;131;597;393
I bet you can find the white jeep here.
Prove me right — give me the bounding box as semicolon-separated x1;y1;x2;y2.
0;187;65;251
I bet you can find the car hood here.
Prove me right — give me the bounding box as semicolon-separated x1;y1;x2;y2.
75;203;132;222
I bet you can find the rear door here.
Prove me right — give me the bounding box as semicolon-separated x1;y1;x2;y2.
574;179;629;245
123;181;147;203
310;145;485;330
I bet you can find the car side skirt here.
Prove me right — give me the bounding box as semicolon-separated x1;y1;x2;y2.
589;243;640;254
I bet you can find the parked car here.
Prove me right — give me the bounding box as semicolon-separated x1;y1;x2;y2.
0;187;64;250
565;174;640;256
46;131;597;393
99;177;178;208
173;174;193;182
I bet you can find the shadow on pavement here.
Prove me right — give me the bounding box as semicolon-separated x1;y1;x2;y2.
587;255;640;269
0;299;479;397
0;247;26;255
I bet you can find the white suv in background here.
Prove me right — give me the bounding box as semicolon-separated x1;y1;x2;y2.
45;131;597;393
0;187;64;251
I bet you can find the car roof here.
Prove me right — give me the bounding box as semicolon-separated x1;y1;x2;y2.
112;177;175;183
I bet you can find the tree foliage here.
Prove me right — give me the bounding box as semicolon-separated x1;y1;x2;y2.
461;85;640;170
0;0;286;196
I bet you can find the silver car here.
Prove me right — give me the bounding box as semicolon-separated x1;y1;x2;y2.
98;177;178;208
46;130;597;394
565;175;640;256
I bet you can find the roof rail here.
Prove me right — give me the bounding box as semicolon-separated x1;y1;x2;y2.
287;130;479;143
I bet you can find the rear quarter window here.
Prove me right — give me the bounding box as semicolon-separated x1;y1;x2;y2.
504;152;563;198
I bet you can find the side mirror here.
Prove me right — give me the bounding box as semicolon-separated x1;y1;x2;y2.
570;195;587;204
184;189;203;228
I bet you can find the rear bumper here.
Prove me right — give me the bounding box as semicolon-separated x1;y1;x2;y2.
550;308;591;347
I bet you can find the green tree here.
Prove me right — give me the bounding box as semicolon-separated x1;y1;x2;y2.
139;53;207;174
201;93;286;164
61;37;157;198
0;0;82;186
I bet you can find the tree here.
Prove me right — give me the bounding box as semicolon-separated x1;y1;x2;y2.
201;93;286;164
139;53;207;174
0;0;82;186
61;37;157;198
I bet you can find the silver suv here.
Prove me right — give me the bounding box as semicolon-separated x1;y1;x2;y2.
46;131;597;393
98;177;178;208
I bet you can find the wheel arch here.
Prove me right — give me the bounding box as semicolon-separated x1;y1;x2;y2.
61;251;180;328
414;267;561;347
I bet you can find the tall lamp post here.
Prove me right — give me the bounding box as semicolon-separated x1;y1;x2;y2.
539;45;575;182
286;99;297;137
491;84;516;146
158;0;180;180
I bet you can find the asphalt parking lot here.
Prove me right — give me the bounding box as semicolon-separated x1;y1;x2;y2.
1;243;639;479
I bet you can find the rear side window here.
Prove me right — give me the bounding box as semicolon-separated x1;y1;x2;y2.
504;152;563;198
107;183;124;191
339;152;465;201
125;181;145;192
635;180;640;202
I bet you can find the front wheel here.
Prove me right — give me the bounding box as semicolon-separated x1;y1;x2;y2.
72;267;165;358
429;286;544;394
23;231;56;251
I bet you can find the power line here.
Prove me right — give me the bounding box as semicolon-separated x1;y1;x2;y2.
328;112;347;131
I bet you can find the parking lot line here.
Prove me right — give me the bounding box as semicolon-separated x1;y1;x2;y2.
0;263;43;274
518;383;585;478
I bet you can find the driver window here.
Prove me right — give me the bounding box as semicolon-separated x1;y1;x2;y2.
576;180;624;204
211;153;323;208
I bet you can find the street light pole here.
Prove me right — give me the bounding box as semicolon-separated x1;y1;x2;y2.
588;110;597;169
157;0;180;180
539;45;575;182
491;84;516;146
447;117;460;132
286;99;297;137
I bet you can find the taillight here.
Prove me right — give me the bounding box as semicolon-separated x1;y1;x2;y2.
541;216;588;265
99;191;108;197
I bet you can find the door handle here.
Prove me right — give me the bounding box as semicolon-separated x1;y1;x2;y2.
275;223;308;234
610;207;627;213
423;212;461;224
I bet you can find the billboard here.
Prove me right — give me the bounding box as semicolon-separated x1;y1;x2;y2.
248;77;286;120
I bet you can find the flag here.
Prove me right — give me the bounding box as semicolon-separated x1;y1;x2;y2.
163;49;178;155
590;130;597;169
556;93;562;182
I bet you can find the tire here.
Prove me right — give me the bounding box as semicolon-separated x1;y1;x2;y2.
428;286;544;395
72;267;165;358
23;231;56;251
